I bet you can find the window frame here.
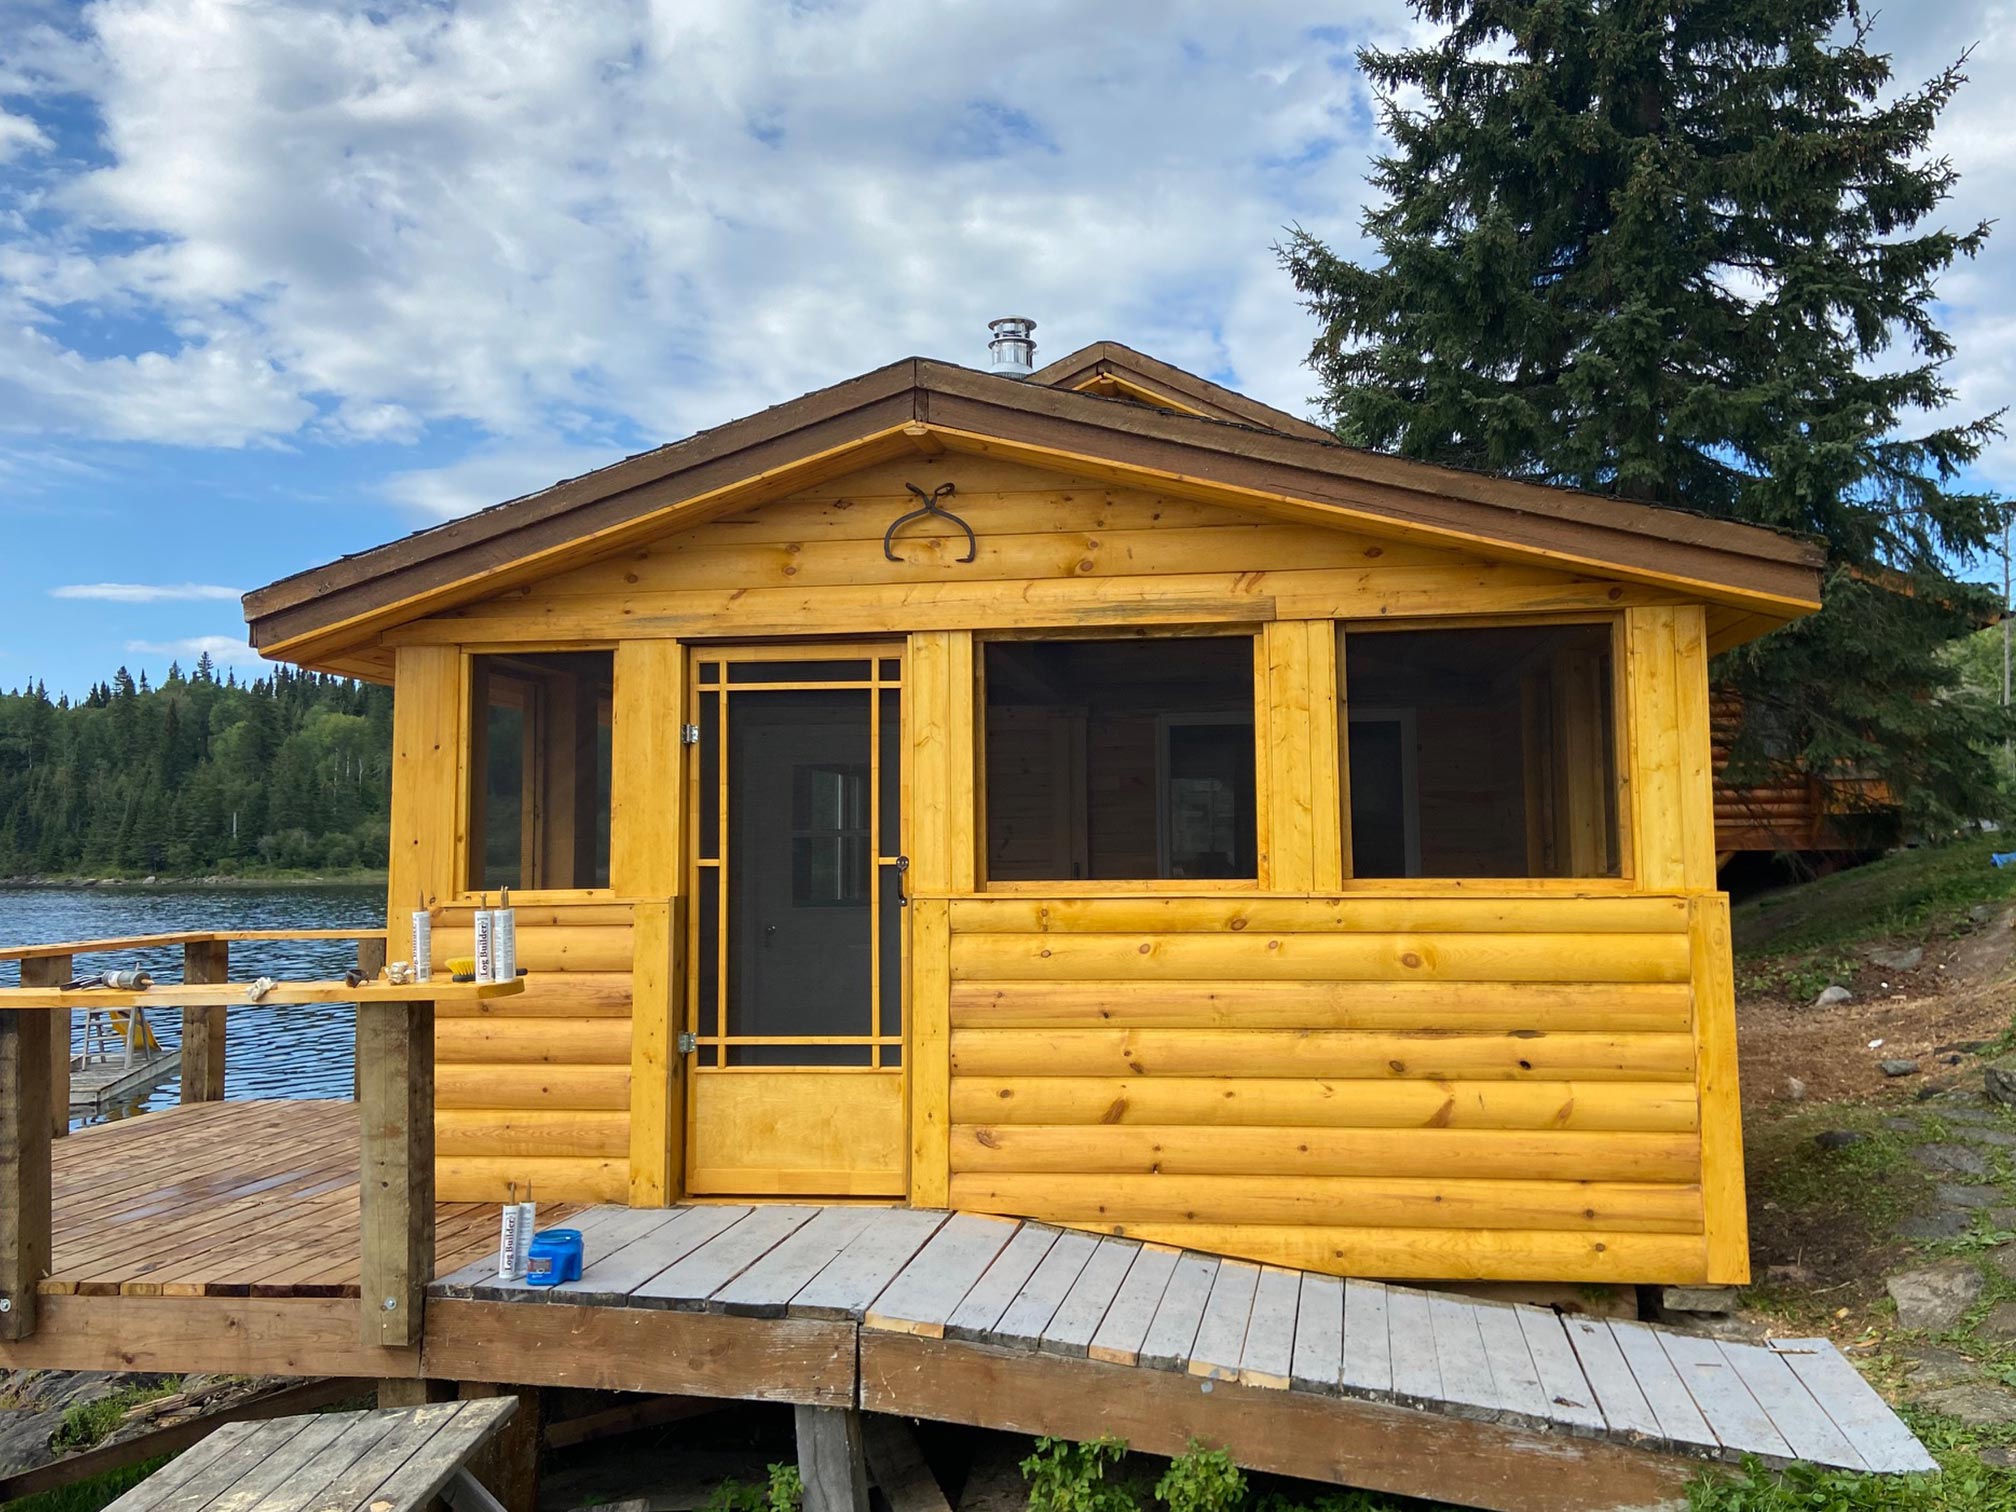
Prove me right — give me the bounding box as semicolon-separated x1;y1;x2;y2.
974;625;1267;894
457;644;620;904
1337;612;1636;890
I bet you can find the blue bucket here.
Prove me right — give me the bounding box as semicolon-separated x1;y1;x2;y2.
524;1228;584;1287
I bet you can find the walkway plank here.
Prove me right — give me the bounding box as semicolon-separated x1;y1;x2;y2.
632;1207;819;1309
1187;1259;1260;1381
1290;1273;1344;1394
714;1207;880;1317
560;1206;749;1307
1238;1267;1301;1390
1470;1302;1547;1423
1515;1308;1606;1432
1386;1286;1440;1405
1426;1293;1498;1418
946;1225;1059;1342
791;1209;949;1321
251;1411;418;1512
1088;1244;1180;1367
993;1231;1098;1350
1139;1253;1219;1372
868;1213;1021;1336
1718;1341;1864;1470
1041;1237;1140;1358
1654;1327;1791;1459
1339;1280;1393;1396
1769;1339;1939;1474
1563;1317;1661;1438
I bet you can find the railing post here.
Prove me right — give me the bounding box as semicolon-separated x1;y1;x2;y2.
21;957;70;1138
181;939;230;1104
358;995;434;1349
352;935;389;1104
0;1006;53;1340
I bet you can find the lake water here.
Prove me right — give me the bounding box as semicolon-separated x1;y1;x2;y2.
0;885;385;1122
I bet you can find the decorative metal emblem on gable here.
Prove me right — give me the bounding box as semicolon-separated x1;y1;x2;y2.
883;481;978;564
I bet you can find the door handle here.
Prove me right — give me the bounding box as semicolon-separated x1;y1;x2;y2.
885;856;910;907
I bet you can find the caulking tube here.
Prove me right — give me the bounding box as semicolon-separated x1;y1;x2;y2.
491;886;517;980
410;896;432;984
515;1185;536;1276
498;1182;525;1281
474;900;496;985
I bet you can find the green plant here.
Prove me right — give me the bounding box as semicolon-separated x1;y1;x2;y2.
702;1479;767;1512
1021;1436;1139;1512
52;1380;182;1453
5;1458;169;1512
1687;1454;2016;1510
766;1461;804;1512
1156;1443;1246;1512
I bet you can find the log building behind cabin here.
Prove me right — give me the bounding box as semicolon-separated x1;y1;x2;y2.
241;339;1825;1288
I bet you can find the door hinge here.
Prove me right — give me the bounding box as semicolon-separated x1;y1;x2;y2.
680;723;701;745
676;1031;698;1055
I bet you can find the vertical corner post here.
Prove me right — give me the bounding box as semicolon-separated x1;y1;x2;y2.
0;1004;53;1340
21;956;70;1138
358;995;436;1348
181;938;231;1104
795;1406;870;1512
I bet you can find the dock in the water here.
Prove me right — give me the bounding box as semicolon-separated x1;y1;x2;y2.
68;1044;180;1115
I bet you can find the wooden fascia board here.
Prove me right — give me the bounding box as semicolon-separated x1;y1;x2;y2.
1071;371;1213;419
917;405;1820;621
251;406;920;662
1030;342;1338;443
918;368;1823;616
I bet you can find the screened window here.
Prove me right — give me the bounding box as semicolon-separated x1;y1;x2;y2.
1342;624;1620;879
983;636;1257;882
469;651;614;890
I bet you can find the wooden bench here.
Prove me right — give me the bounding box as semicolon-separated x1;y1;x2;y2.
101;1398;517;1512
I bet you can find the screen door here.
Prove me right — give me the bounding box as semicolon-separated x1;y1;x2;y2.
685;645;906;1194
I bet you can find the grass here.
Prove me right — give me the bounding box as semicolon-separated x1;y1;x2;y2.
1733;835;2016;964
51;1379;182;1454
2;1459;169;1512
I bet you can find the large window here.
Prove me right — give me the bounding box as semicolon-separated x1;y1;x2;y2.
983;636;1257;883
469;651;614;891
1342;623;1620;879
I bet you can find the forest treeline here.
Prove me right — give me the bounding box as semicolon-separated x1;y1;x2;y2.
0;653;392;878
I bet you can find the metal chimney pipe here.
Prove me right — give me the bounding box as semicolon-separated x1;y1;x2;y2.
987;317;1037;378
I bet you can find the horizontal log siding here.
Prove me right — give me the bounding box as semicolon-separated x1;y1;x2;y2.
430;901;634;1203
944;894;1707;1282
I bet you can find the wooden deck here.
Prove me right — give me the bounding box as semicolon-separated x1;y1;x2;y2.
43;1100;578;1299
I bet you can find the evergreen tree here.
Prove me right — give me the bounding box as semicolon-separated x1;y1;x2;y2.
1281;0;2011;827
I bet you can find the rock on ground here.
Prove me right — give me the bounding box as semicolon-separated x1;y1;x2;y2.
1886;1262;1986;1331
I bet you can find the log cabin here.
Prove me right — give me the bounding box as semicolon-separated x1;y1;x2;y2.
229;324;1825;1291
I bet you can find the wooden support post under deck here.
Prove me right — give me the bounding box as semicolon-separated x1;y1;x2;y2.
359;997;435;1348
460;1382;544;1512
354;935;390;1104
795;1406;870;1512
181;938;230;1104
0;1005;52;1340
21;957;68;1138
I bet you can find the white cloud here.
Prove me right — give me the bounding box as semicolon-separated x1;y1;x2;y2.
380;437;635;521
52;582;244;602
0;111;48;163
123;634;261;666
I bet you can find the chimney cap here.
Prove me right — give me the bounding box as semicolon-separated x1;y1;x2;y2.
987;316;1037;378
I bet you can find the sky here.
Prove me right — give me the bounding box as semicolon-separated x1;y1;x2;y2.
1;0;2013;699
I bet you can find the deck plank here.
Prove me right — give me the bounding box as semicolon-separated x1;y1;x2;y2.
240;1411;420;1512
355;1399;518;1512
1087;1245;1181;1368
108;1420;264;1512
1339;1280;1393;1396
1187;1259;1261;1382
1562;1317;1661;1438
631;1207;819;1309
992;1231;1099;1351
790;1209;949;1321
1718;1341;1864;1470
713;1207;881;1318
1237;1266;1301;1390
1515;1308;1606;1432
1385;1286;1440;1406
866;1213;1022;1336
268;1403;465;1512
1040;1237;1141;1358
1768;1339;1939;1474
1608;1322;1721;1449
946;1225;1060;1342
1652;1327;1791;1459
1425;1293;1498;1418
1289;1273;1344;1394
557;1207;751;1307
196;1412;357;1512
1469;1303;1547;1423
1137;1252;1219;1372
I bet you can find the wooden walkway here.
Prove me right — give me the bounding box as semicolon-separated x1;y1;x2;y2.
435;1203;1933;1478
42;1100;578;1297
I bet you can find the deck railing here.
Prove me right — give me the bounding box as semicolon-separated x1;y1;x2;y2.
0;927;506;1356
0;929;389;1125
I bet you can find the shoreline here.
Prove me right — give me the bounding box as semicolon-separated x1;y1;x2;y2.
0;871;388;891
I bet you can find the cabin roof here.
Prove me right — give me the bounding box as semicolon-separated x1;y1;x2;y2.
243;351;1825;674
